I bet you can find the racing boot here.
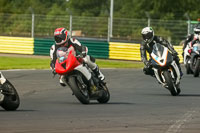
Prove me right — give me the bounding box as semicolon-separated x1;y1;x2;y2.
93;66;105;81
59;75;66;87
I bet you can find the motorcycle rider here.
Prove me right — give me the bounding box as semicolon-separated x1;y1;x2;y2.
50;27;105;86
182;23;200;56
188;28;200;69
140;27;183;77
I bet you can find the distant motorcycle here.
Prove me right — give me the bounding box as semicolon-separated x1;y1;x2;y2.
190;42;200;77
0;72;20;111
183;44;193;74
150;43;181;96
55;47;110;104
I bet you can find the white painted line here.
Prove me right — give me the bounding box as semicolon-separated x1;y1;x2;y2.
165;110;196;133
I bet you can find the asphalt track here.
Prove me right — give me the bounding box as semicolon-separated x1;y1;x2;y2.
0;68;200;133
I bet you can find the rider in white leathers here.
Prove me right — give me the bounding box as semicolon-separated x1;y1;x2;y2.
50;28;105;86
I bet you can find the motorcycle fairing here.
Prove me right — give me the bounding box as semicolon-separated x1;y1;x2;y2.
74;64;92;80
55;50;81;75
0;72;6;84
153;60;180;86
193;43;200;55
184;45;191;64
151;46;168;66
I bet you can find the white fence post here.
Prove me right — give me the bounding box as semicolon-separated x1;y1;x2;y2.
31;13;34;38
69;15;72;37
107;17;110;42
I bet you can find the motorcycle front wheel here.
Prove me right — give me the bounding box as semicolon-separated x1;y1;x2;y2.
186;58;192;74
1;80;20;111
193;58;200;77
97;84;110;103
68;76;90;104
162;70;180;96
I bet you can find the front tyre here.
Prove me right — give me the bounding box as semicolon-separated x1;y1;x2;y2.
97;84;110;103
186;58;192;74
68;76;90;104
193;58;200;77
1;80;20;111
163;70;179;96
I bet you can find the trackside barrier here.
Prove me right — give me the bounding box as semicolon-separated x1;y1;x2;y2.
109;42;141;60
109;42;183;63
174;46;183;63
79;40;109;59
0;36;34;54
0;36;183;63
34;38;54;55
33;38;109;58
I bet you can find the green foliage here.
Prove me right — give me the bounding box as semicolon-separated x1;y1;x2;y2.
1;0;200;20
0;0;200;44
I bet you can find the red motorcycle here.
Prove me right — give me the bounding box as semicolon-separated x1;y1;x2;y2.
55;47;110;104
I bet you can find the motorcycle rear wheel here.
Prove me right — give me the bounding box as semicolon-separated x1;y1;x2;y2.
1;80;20;111
163;70;180;96
68;76;90;104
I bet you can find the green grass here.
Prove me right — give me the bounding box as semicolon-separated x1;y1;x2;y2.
0;57;51;70
0;56;144;70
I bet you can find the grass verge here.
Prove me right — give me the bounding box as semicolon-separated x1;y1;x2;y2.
0;56;144;70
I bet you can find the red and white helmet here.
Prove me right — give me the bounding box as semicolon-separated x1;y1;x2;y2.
54;28;69;46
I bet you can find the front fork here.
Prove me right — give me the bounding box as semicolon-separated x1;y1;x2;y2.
153;61;180;86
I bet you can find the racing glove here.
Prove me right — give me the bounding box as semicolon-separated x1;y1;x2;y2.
81;51;87;58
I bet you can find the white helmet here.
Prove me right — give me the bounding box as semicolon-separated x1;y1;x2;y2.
194;24;200;35
141;27;154;43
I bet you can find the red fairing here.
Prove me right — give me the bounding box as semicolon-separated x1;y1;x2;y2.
55;50;81;75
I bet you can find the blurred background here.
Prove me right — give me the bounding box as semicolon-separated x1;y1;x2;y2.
0;0;200;45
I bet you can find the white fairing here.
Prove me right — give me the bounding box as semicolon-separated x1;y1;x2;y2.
50;45;55;60
74;64;91;80
151;46;168;66
184;45;190;64
0;72;6;85
171;61;181;84
153;60;180;86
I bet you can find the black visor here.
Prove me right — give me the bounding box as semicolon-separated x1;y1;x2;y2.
142;32;153;40
54;34;66;43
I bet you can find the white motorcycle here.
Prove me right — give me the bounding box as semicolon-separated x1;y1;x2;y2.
190;42;200;77
183;44;193;74
0;72;20;110
150;43;181;96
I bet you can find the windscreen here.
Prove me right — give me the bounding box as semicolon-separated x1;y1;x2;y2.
193;42;200;51
152;43;164;57
56;47;69;63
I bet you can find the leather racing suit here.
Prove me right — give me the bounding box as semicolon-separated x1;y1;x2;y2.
140;36;182;76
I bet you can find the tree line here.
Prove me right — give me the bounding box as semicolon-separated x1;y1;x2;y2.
0;0;200;20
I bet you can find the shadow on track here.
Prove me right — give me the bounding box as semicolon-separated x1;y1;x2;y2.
0;109;36;112
179;94;200;97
